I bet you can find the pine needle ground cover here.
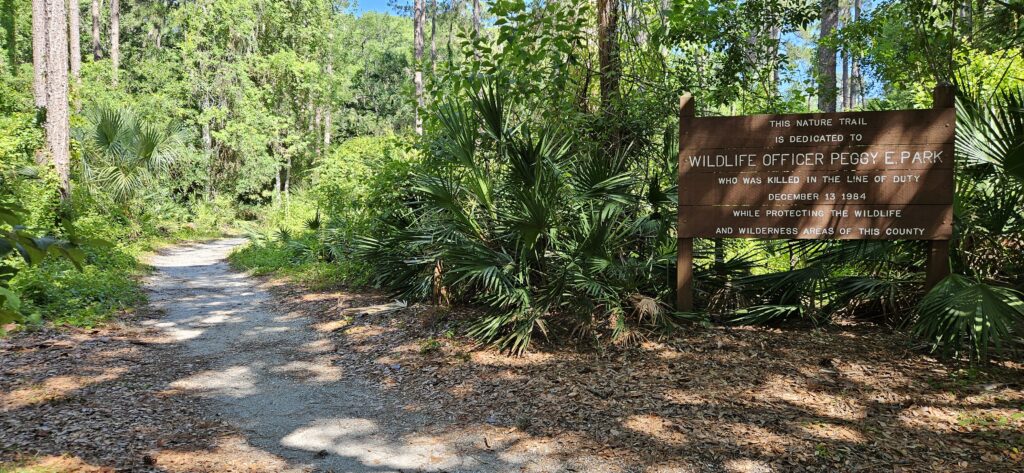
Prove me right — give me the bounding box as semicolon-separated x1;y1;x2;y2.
0;323;287;472
268;280;1024;472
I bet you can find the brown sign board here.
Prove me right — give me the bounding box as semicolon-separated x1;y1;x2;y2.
678;108;955;241
674;86;957;312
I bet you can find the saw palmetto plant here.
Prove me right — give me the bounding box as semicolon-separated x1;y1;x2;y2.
76;106;184;206
356;82;681;353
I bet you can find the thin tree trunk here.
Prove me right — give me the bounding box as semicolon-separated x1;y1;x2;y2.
430;0;436;74
840;6;848;110
471;0;479;59
284;155;291;213
771;26;781;93
109;0;117;84
200;95;212;157
472;0;479;36
32;0;46;108
852;0;862;108
413;0;424;135
323;109;331;149
68;0;79;77
597;0;620;146
817;0;838;112
447;0;458;64
841;50;849;110
90;0;98;59
313;106;321;156
3;0;15;71
323;62;332;149
45;0;70;199
274;166;281;207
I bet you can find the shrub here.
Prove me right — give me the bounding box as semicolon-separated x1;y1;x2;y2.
311;134;418;237
12;257;143;328
355;84;681;353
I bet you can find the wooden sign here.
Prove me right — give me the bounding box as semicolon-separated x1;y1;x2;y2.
675;86;956;311
678;109;954;240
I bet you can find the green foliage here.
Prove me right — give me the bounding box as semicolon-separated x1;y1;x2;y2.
76;105;185;205
229;224;360;287
0;201;87;331
914;275;1024;362
12;254;143;328
668;0;817;111
951;88;1024;288
312;135;417;233
956;88;1024;184
356;83;682;353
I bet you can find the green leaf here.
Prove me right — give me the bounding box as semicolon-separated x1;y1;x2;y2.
0;286;23;328
914;275;1024;362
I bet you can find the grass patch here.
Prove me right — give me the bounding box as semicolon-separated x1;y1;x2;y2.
11;245;144;328
957;410;1024;429
8;221;236;330
228;236;364;289
419;338;443;355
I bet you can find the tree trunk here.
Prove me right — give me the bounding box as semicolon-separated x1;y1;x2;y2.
32;0;46;108
45;0;70;199
597;0;620;112
284;155;291;213
313;106;321;156
472;0;479;36
274;166;281;207
817;0;838;112
841;51;849;110
597;0;620;145
68;0;79;77
839;6;848;110
3;0;15;71
200;96;212;152
323;62;332;149
851;0;862;108
323;109;331;149
109;0;117;84
413;0;424;135
771;26;781;92
447;0;459;64
430;0;436;73
90;0;98;59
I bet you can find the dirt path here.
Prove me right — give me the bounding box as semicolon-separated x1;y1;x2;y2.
142;239;552;473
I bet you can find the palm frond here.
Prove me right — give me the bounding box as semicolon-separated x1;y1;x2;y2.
914;274;1024;361
956;88;1024;183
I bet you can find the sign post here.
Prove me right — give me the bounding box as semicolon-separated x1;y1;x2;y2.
676;86;956;310
677;93;695;312
925;85;955;290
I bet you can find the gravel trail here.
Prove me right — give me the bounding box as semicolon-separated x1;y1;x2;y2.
143;239;528;473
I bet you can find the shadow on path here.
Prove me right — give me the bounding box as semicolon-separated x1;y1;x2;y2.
144;239;561;473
